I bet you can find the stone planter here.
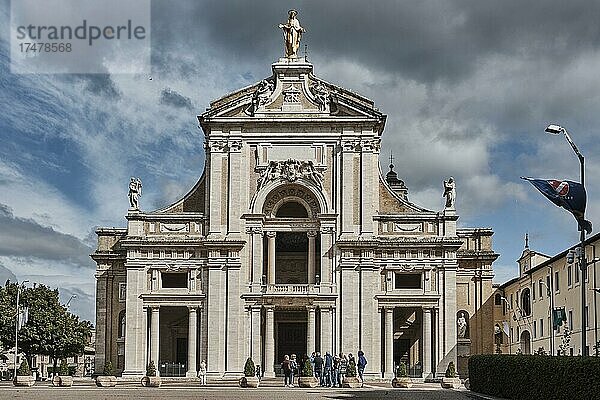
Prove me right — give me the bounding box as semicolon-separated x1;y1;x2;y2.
298;376;318;388
52;375;74;387
13;375;35;387
342;376;361;388
441;377;461;389
392;377;413;388
141;376;162;387
239;376;260;388
95;375;117;387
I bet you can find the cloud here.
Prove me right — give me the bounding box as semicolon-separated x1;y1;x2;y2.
160;88;194;110
0;204;93;267
0;263;16;284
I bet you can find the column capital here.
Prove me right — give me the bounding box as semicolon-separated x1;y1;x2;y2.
151;305;160;312
422;307;433;314
188;306;198;313
307;230;318;238
385;306;395;314
306;305;316;313
266;231;277;238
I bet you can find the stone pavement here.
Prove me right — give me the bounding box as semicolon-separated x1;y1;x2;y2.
0;379;504;400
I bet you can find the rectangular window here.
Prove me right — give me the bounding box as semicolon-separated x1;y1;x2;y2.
575;266;580;283
540;319;544;337
161;272;188;288
546;275;551;295
533;321;537;338
555;271;560;291
118;283;127;302
568;265;572;286
539;280;544;299
510;294;513;309
533;284;536;301
569;310;573;330
394;273;422;289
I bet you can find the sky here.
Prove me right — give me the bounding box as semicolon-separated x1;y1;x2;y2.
1;0;600;323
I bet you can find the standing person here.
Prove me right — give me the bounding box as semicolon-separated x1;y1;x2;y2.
357;350;367;387
338;353;347;387
289;354;297;387
324;352;333;387
332;353;340;388
309;352;316;377
314;352;323;386
198;360;207;386
281;355;292;387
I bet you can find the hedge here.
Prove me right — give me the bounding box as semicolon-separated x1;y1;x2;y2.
469;355;600;400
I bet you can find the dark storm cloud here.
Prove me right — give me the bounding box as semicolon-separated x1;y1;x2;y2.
152;0;600;83
160;88;194;110
0;204;94;267
62;75;121;99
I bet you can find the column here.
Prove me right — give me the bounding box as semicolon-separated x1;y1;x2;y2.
267;232;277;285
320;307;333;354
251;306;262;362
186;307;198;377
320;228;332;285
307;231;317;284
385;307;394;379
307;306;316;355
264;307;275;377
150;306;160;370
252;230;264;286
422;308;432;379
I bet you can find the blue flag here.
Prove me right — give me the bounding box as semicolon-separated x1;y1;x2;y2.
521;177;592;234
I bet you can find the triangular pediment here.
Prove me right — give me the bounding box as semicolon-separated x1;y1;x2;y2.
200;59;384;121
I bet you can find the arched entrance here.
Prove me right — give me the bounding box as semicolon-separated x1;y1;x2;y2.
520;330;531;354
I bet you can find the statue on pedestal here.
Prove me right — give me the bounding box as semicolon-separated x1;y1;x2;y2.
457;311;468;339
128;177;143;210
278;9;305;58
443;177;456;209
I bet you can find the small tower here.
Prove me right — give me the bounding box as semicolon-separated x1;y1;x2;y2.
385;152;408;198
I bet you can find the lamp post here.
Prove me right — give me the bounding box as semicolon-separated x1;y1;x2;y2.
545;124;588;355
14;280;30;380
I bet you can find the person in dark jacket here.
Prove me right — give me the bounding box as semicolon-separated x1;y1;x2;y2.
281;355;292;387
357;350;367;387
323;352;333;387
313;352;324;385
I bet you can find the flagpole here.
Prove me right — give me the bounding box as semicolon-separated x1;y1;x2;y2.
13;280;29;380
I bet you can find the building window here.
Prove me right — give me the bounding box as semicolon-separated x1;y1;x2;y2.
546;275;551;295
533;284;536;301
555;271;560;291
495;293;502;306
575;266;580;283
533;321;537;338
161;272;188;288
540;319;544;337
568;265;572;287
394;273;422;289
119;283;127;302
521;288;531;316
539;280;544;299
569;310;573;330
118;310;126;338
510;294;513;309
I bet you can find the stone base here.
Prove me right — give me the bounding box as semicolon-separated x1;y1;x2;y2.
52;376;74;387
298;376;318;388
441;377;461;389
14;376;35;387
342;377;362;388
392;377;413;388
95;375;118;387
141;376;162;387
239;376;260;388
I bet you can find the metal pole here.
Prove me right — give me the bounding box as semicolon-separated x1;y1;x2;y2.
13;285;19;380
579;154;587;356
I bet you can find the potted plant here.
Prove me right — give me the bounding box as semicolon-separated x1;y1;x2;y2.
441;361;461;389
141;361;161;387
342;357;361;388
13;359;35;387
52;359;73;387
239;357;259;388
95;361;117;387
298;359;318;388
391;362;412;388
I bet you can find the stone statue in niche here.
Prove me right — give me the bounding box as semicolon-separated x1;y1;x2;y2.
128;177;143;210
443;176;456;209
278;9;305;58
457;311;469;339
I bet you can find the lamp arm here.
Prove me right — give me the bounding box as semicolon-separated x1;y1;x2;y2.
562;129;584;163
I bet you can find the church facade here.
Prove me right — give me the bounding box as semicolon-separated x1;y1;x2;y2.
93;21;498;380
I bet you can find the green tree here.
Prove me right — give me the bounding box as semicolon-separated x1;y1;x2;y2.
0;282;93;375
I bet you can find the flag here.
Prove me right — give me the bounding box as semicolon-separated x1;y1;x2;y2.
521;177;592;234
502;321;510;336
552;307;567;330
17;307;28;330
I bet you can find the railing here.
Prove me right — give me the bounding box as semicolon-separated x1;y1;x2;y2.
159;362;186;377
266;284;312;294
394;362;422;378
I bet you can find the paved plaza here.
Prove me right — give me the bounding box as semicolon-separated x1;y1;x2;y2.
0;381;500;400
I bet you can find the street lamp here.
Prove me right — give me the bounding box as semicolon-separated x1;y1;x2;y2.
14;280;30;380
65;295;77;309
545;123;588;356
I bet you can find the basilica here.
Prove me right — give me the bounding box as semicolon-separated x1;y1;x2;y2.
93;12;498;381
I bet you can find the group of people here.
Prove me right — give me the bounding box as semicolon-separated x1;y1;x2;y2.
281;350;368;388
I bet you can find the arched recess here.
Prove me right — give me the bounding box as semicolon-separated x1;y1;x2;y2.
520;330;531;354
252;181;329;217
521;288;531;317
457;310;470;339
